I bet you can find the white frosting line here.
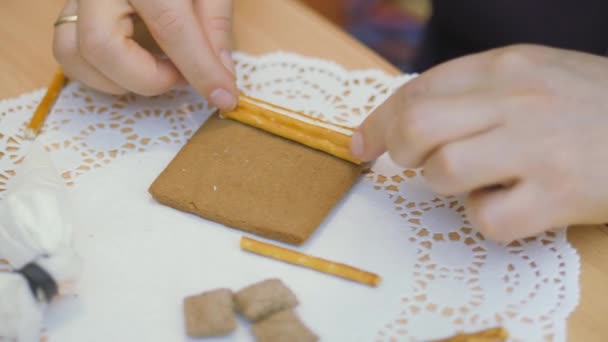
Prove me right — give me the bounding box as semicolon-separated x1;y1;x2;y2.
243;98;355;136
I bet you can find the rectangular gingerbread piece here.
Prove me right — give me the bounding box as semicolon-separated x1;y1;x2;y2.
149;113;362;245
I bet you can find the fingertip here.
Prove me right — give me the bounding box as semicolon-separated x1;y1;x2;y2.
351;127;379;162
191;65;238;111
210;87;237;112
466;185;542;243
353;93;401;162
351;124;388;162
350;131;365;159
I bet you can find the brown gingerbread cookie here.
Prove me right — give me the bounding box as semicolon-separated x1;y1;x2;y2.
149;113;362;245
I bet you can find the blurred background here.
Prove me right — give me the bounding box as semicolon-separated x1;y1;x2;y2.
300;0;431;72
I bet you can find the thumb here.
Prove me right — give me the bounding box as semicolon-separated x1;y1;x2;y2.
195;0;235;76
351;91;400;162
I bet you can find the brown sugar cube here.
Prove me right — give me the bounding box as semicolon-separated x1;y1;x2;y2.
234;279;298;322
148;113;362;245
252;310;318;342
183;288;236;337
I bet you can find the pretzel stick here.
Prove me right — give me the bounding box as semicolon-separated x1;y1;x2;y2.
223;95;362;164
434;327;508;342
25;68;66;140
240;236;381;287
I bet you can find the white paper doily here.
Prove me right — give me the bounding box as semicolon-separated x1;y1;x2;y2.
0;52;579;341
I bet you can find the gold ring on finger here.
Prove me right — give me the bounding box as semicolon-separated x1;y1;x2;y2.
54;15;78;27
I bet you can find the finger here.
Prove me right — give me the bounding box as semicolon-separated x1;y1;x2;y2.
383;91;503;168
53;0;127;94
405;46;531;99
353;48;507;162
78;0;182;96
194;0;235;75
466;183;554;243
423;129;520;196
405;51;492;98
132;0;238;111
351;88;401;161
407;45;552;99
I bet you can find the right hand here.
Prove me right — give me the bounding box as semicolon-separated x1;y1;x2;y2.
351;44;608;242
52;0;238;111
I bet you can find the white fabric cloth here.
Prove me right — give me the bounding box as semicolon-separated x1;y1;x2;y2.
0;142;79;342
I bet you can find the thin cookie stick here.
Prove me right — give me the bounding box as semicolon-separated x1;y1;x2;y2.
240;236;381;287
223;95;362;165
239;94;356;132
25;68;66;140
433;327;508;342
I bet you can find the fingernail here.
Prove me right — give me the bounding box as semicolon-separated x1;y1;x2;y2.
350;131;365;158
220;49;236;76
210;88;236;111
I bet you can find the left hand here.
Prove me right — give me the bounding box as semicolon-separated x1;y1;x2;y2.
351;44;608;242
53;0;237;111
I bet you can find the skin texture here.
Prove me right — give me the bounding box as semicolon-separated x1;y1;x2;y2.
352;44;608;242
52;0;237;111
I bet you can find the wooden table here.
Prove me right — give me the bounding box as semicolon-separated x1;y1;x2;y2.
1;0;606;340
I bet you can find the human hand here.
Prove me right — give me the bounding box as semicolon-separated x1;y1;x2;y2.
352;44;608;242
53;0;237;111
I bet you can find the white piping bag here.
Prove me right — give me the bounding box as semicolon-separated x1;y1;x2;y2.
0;142;80;342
